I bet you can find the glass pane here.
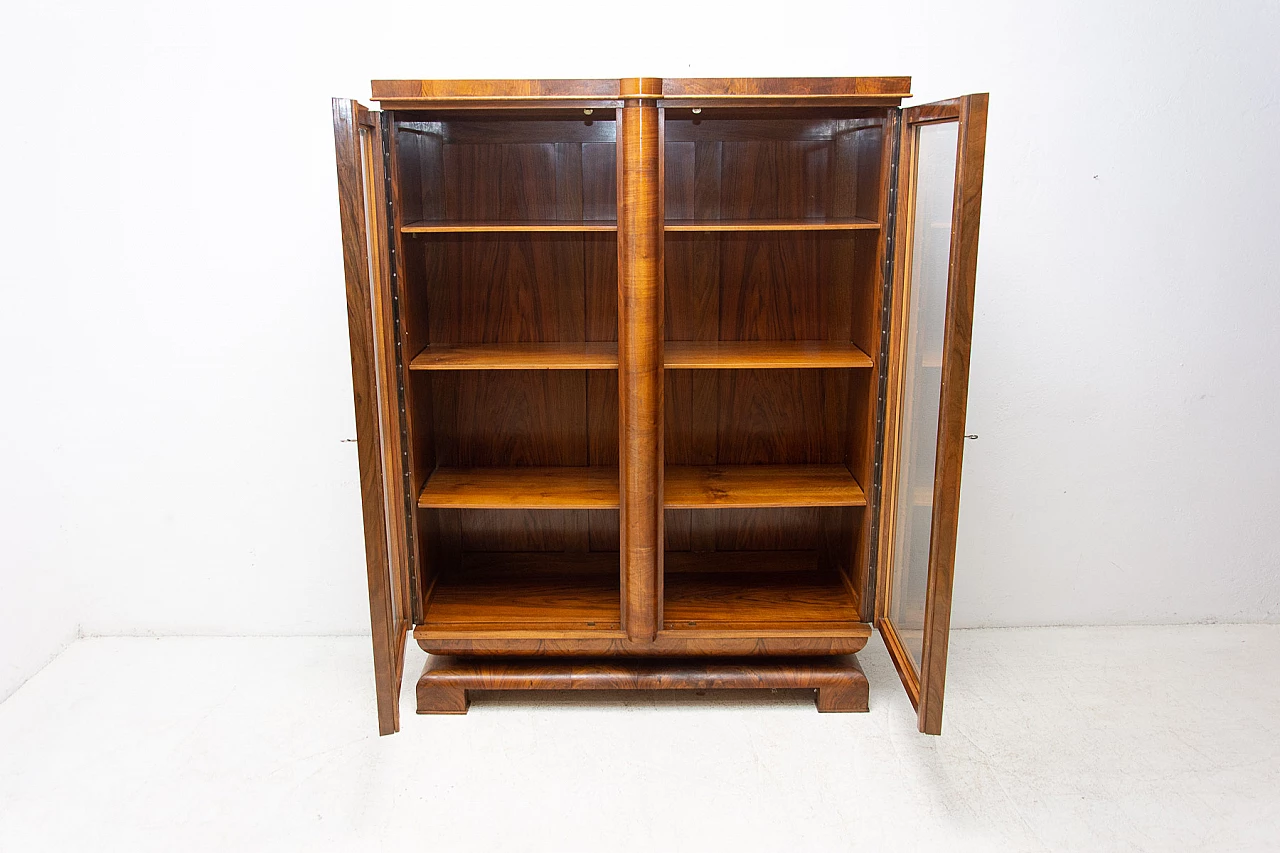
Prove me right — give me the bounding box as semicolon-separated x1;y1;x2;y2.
888;120;959;670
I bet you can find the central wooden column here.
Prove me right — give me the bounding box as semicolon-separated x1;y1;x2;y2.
618;78;664;642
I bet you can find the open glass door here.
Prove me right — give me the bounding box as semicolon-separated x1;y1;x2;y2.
332;99;412;735
877;94;988;735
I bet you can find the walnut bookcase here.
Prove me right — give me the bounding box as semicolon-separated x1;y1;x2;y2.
332;77;988;735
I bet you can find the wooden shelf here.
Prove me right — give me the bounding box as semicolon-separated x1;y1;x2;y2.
414;551;865;641
418;467;619;509
410;342;619;370
665;341;872;369
663;552;865;634
417;553;622;639
418;465;864;510
401;220;617;233
664;465;866;508
665;217;878;232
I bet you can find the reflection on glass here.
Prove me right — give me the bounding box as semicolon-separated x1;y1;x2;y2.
889;121;958;670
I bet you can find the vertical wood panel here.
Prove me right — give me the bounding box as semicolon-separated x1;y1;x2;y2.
618;102;663;641
917;95;988;735
332;99;404;736
850;122;892;619
390;124;439;619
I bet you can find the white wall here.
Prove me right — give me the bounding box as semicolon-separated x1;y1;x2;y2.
2;0;1277;685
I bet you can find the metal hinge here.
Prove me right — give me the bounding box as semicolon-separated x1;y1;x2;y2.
866;108;903;611
380;112;420;619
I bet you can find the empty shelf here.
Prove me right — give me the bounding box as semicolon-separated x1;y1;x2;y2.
665;341;873;369
418;467;619;509
665;217;878;232
401;220;617;232
410;342;619;370
663;557;865;634
664;465;866;508
416;552;622;638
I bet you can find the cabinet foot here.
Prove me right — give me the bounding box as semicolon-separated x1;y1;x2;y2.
415;654;868;715
416;681;470;714
815;679;869;712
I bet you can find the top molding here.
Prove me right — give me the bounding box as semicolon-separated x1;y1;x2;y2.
370;77;913;110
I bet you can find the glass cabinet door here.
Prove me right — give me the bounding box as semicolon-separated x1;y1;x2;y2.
332;99;411;735
877;94;988;735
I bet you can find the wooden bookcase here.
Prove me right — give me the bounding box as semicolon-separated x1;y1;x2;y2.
332;77;988;735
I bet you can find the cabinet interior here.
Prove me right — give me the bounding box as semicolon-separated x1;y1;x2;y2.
390;106;892;641
662;108;890;633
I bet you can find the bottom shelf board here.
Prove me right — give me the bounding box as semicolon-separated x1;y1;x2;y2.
419;553;622;638
663;551;864;634
415;551;865;641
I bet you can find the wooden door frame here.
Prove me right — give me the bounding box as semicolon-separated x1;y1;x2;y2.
333;98;412;735
876;94;988;735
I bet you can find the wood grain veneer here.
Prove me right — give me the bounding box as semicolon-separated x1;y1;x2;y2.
402;220;617;232
664;465;865;508
418;467;619;509
410;342;619;370
664;341;872;369
617;99;663;643
336;75;986;735
664;217;878;231
417;654;869;714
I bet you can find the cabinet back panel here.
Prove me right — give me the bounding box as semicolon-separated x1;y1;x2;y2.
419;234;616;344
394;116;617;223
391;115;623;586
420;370;618;560
422;509;619;565
664;369;849;466
427;370;619;466
666;233;856;342
665;508;821;551
663;116;885;221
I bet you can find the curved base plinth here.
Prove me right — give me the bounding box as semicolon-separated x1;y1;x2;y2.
416;654;868;715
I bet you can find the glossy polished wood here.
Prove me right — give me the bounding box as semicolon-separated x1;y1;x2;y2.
418;635;868;657
664;465;866;508
664;340;872;369
418;467;619;509
402;219;617;232
618;101;663;642
332;99;408;735
392;108;621;574
413;464;866;510
410;342;618;370
337;76;986;732
373;78;624;110
916;94;988;736
371;77;911;110
386;112;432;627
417;654;869;714
849;115;894;624
661;77;910;98
413;551;869;643
664;570;862;632
665;217;878;231
374;78;622;100
876;95;988;736
420;553;622;638
660;102;883;598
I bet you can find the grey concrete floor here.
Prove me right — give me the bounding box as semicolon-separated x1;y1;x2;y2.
0;626;1277;851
